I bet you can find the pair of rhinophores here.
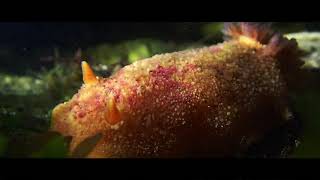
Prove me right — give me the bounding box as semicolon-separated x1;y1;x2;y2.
51;22;304;158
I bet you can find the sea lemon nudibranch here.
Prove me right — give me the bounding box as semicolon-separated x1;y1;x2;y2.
51;22;303;158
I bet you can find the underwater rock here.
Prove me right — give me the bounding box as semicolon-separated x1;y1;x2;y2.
283;32;320;158
285;32;320;69
51;23;304;158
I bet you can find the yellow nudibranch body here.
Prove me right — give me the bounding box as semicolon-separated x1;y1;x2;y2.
51;23;303;157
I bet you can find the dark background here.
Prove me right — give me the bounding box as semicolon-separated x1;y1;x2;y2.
1;22;320;48
0;23;209;49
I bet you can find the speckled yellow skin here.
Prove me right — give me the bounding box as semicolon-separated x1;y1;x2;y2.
51;29;298;157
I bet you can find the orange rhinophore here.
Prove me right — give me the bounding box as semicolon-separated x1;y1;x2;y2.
51;22;303;158
81;61;98;85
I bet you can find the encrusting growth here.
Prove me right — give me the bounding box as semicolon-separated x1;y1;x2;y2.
51;22;303;158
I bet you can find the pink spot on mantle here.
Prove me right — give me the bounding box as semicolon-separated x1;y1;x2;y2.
150;65;177;79
210;45;222;53
182;64;197;73
77;111;86;118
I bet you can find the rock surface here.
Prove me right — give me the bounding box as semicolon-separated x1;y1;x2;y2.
286;32;320;69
